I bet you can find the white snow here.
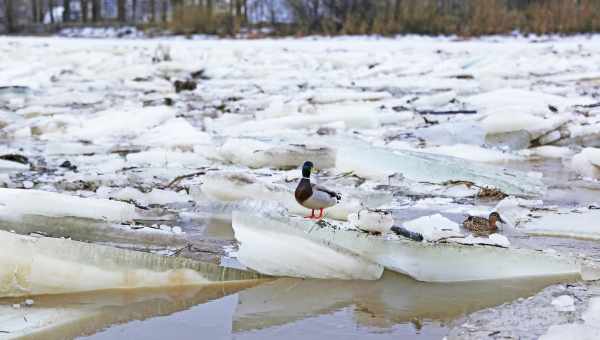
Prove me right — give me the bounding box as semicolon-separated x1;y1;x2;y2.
551;295;576;312
402;214;462;242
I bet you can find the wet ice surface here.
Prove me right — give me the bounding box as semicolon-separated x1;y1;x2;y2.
3;35;600;338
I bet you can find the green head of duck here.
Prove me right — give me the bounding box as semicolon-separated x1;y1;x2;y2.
302;161;314;178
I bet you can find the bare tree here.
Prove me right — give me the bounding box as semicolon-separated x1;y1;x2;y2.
81;0;88;22
161;0;167;22
63;0;71;22
91;0;100;22
31;0;38;22
132;0;137;21
117;0;126;22
4;0;15;32
150;0;156;22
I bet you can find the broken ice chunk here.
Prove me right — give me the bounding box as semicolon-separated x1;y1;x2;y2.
232;208;582;282
0;188;137;222
337;143;545;197
571;148;600;179
0;188;184;246
551;295;575;312
401;214;462;242
219;138;335;170
521;207;600;241
232;208;383;280
200;172;391;221
347;209;393;234
0;230;262;297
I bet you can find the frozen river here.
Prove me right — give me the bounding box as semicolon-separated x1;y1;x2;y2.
1;35;600;339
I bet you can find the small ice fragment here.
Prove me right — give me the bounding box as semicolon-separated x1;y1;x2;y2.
488;234;511;247
401;214;462;242
24;299;34;306
551;295;575;312
172;226;183;234
12;304;20;309
347;209;393;234
23;181;34;189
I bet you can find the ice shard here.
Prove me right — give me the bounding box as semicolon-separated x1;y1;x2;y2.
0;230;263;298
201;172;391;221
232;203;383;280
336;143;546;197
232;208;582;282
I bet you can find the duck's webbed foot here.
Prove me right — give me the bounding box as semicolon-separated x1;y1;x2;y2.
305;210;316;219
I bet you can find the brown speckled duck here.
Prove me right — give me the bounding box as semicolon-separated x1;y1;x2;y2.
463;212;505;236
295;161;341;219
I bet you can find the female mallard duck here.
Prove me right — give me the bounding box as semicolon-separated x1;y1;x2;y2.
463;212;505;236
295;161;341;219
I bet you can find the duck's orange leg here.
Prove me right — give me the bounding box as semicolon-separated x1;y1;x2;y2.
305;210;316;219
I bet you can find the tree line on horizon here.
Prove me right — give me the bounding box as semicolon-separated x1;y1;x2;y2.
2;0;600;36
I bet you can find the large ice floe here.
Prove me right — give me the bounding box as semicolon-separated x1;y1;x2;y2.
0;230;262;298
232;202;584;282
336;142;545;197
0;188;185;245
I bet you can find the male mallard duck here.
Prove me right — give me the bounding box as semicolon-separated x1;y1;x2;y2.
463;212;505;236
295;161;341;219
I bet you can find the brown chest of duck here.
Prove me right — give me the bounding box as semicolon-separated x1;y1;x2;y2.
295;161;341;219
463;212;505;236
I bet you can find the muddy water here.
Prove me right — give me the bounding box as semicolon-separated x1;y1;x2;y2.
0;272;573;340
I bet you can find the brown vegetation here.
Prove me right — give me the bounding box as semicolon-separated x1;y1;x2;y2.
2;0;600;36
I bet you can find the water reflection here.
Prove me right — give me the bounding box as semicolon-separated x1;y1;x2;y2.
233;271;576;332
0;281;263;340
2;271;575;339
